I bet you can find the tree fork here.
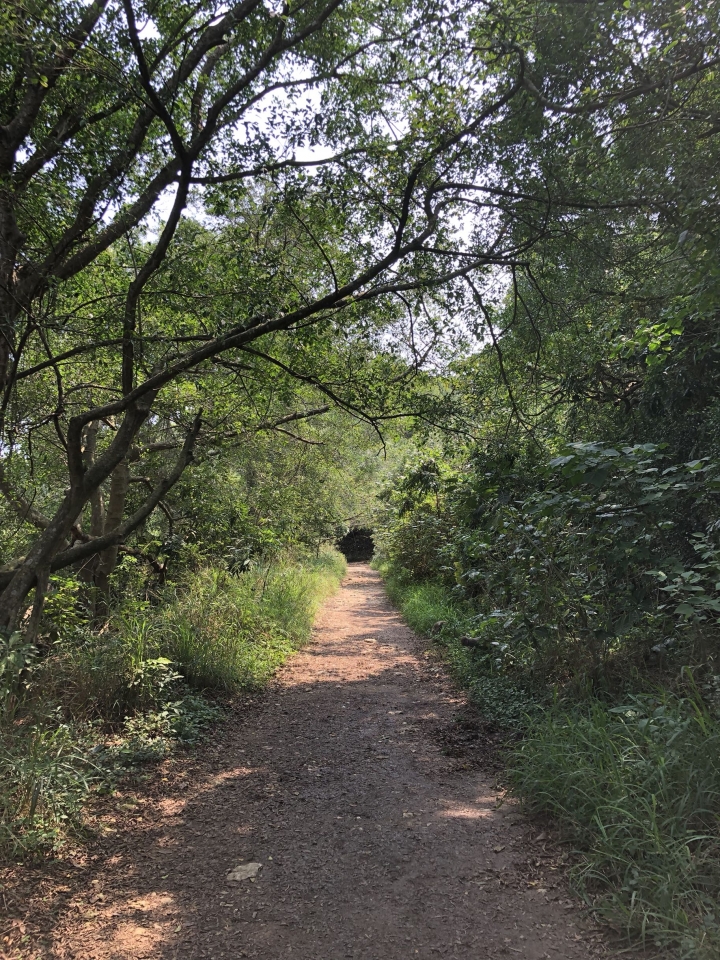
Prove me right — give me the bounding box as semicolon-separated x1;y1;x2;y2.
0;395;158;631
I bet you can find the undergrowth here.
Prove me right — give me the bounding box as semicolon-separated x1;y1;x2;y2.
511;686;720;959
156;549;346;690
377;560;720;957
0;548;345;859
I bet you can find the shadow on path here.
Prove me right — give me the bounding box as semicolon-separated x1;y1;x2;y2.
45;565;612;960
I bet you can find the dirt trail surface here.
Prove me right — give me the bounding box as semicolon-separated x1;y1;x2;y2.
5;565;615;960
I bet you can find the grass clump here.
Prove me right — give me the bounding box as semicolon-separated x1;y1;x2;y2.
0;717;99;858
156;549;346;691
509;685;720;958
0;548;345;858
382;570;463;636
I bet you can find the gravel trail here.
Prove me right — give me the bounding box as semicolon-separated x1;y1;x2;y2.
8;565;615;960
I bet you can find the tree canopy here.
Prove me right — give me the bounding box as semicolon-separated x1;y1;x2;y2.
1;0;718;632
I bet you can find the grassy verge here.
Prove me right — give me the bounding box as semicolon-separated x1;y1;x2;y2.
156;549;346;691
378;562;539;727
510;689;720;959
0;548;346;859
377;561;720;958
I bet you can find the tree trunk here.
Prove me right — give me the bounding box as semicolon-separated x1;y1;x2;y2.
94;460;131;609
87;425;105;538
0;398;156;632
77;421;106;587
0;194;24;402
24;566;50;646
0;487;89;632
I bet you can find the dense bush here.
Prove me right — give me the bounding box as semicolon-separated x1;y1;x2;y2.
377;444;720;686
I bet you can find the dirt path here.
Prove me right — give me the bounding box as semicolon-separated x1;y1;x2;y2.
9;565;615;960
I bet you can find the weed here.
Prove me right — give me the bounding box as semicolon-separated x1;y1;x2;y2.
105;695;224;766
468;676;538;728
510;691;720;958
0;719;99;857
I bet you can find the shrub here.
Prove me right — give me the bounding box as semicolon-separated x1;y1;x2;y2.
376;444;720;685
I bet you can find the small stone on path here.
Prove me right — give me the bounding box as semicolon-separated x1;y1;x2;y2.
227;862;263;881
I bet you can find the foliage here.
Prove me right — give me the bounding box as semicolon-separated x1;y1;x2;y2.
2;1;720;952
0;549;345;858
377;442;720;687
511;687;720;958
2;0;717;630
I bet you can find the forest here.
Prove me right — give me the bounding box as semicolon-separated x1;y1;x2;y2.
1;0;720;956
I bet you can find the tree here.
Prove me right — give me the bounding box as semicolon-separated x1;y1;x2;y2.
1;0;716;631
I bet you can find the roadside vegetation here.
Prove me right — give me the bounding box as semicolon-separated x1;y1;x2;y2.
1;548;346;859
378;537;720;957
2;1;720;956
374;294;720;956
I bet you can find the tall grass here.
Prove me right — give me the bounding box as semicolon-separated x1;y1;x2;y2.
0;548;346;857
510;690;720;958
382;570;463;635
155;549;346;691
